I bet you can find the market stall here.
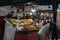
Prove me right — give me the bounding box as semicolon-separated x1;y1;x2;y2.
2;2;53;40
3;18;42;40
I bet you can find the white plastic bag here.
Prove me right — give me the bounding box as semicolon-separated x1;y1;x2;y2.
3;22;16;40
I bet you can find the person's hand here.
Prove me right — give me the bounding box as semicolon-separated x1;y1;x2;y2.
36;23;43;28
39;23;43;28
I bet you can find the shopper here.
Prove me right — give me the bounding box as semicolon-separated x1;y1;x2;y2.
38;23;50;40
49;22;58;40
16;8;24;19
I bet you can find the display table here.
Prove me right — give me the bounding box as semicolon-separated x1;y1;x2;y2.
3;22;39;40
3;18;50;40
15;30;38;40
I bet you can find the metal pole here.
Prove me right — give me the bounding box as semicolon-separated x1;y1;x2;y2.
52;0;58;40
53;1;58;23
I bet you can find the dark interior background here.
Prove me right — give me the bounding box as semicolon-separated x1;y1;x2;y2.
0;0;60;6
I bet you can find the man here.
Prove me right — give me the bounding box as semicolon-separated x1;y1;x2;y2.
49;23;58;40
38;23;50;40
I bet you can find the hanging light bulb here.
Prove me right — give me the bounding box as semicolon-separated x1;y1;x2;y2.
31;6;37;12
49;19;50;21
31;9;35;12
30;12;32;15
46;20;48;22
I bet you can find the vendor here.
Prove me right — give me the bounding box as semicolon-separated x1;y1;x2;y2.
16;9;24;19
